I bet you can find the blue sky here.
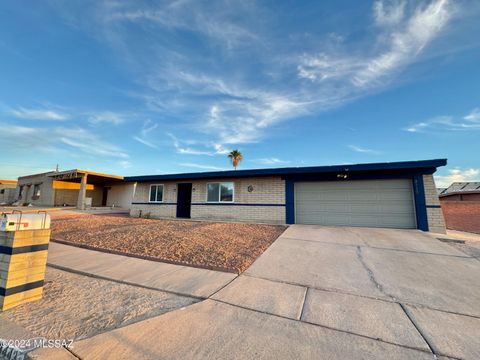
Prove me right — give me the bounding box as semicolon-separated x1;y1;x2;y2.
1;0;479;187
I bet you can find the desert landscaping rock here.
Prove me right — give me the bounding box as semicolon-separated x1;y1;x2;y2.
51;215;286;273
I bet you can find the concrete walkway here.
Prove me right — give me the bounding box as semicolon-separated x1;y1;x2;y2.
58;225;480;360
47;242;237;298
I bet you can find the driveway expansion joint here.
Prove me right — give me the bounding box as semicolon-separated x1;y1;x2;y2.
299;287;309;321
281;236;472;259
243;272;480;320
209;298;438;356
398;303;439;359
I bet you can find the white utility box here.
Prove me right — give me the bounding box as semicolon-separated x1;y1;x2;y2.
0;213;51;232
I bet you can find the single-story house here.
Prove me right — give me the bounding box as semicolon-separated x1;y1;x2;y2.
125;159;447;233
439;182;480;234
15;169;136;210
0;180;17;204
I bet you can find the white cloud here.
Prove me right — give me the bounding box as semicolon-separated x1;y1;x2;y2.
58;127;129;159
178;163;227;171
105;2;258;49
298;0;453;88
348;145;381;154
0;123;129;160
253;158;290;165
464;108;480;122
405;108;480;133
50;0;462;155
168;133;214;156
118;160;132;169
133;136;158;149
373;0;406;26
89;111;126;125
8;106;70;121
435;168;480;188
133;120;159;149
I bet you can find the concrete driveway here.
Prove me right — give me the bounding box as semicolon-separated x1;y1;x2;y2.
68;225;480;360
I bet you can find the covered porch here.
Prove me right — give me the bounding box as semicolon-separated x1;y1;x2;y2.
49;170;124;210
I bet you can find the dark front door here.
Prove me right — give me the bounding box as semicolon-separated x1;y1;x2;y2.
176;183;192;218
102;187;110;206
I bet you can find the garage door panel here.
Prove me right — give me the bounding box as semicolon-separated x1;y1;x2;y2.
295;179;416;229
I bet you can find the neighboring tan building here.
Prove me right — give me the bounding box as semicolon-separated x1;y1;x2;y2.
0;180;17;204
126;159;447;233
15;169;135;210
440;182;480;234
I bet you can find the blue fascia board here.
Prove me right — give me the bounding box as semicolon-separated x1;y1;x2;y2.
126;159;447;182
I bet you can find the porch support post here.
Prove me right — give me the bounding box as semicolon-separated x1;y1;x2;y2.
77;174;88;210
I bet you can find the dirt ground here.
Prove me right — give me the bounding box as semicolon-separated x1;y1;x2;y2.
51;215;286;273
0;267;197;341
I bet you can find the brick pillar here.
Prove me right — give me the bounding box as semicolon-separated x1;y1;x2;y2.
77;174;88;210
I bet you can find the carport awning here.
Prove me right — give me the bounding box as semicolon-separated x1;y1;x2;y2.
49;169;124;185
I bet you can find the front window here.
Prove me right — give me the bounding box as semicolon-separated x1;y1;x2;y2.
149;184;164;202
18;185;24;198
207;182;234;202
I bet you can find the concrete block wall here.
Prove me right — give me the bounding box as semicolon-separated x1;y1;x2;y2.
130;176;286;224
16;173;55;206
423;174;446;233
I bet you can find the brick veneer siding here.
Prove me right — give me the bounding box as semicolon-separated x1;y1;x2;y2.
423;174;446;233
440;192;480;234
130;176;286;224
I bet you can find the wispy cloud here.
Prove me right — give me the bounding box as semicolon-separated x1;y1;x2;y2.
405;107;480;133
168;133;214;156
252;158;290;165
105;1;259;49
57;127;129;159
464;108;480;122
8;106;70;121
133;120;159;149
118;160;132;169
89;111;126;125
348;145;381;154
298;0;453;88
178;163;227;171
51;0;462;155
435;168;480;188
0;123;129;160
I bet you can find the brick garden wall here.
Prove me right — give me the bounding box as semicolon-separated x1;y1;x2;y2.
441;201;480;234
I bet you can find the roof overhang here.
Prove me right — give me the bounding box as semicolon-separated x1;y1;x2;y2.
125;159;447;182
49;169;124;184
0;180;17;185
439;190;480;198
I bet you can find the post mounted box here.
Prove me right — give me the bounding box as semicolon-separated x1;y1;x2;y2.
0;212;51;311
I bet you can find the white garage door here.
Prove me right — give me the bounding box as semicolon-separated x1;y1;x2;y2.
295;179;416;229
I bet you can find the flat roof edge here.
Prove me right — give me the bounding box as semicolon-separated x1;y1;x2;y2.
126;158;447;182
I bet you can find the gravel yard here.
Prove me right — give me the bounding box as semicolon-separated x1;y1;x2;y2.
51;215;286;273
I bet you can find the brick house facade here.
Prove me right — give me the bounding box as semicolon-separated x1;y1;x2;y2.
127;159;447;233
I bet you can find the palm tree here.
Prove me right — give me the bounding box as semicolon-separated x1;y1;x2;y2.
228;149;243;170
